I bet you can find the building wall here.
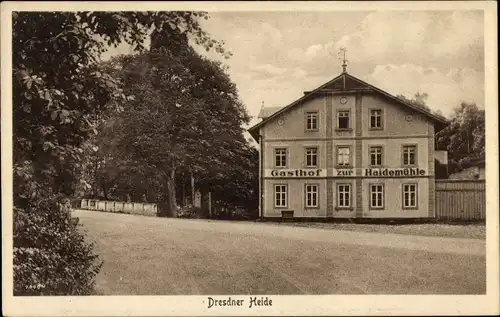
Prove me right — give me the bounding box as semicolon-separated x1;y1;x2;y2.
263;179;328;217
262;95;326;140
263;140;328;169
449;166;485;180
361;178;430;218
259;89;436;218
361;94;430;137
361;138;429;169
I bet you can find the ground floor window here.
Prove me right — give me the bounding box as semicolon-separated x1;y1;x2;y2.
274;184;287;208
305;184;319;208
402;184;418;208
337;184;351;208
370;184;384;209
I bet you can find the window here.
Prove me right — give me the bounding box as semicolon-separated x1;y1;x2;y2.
305;184;319;208
275;148;287;167
305;147;318;167
305;112;318;131
274;185;287;208
369;146;383;166
337;184;351;208
403;184;417;208
370;184;384;209
337;146;351;166
370;109;383;129
402;145;417;166
337;110;350;129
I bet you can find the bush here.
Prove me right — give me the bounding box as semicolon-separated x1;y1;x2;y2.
177;205;203;218
13;198;102;295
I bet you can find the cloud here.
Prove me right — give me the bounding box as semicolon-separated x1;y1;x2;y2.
161;11;485;124
365;64;484;117
333;11;484;71
248;63;288;78
260;22;283;43
305;44;324;58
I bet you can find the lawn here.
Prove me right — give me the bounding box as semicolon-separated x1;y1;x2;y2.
269;222;486;239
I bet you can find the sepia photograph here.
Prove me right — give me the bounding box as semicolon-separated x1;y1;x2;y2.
2;1;498;316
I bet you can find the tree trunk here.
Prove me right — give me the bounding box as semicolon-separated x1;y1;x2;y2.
163;169;177;217
190;171;195;205
101;182;108;200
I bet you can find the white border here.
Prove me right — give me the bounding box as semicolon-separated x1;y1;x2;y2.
2;1;499;316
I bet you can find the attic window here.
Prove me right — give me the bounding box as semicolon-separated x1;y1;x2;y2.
305;112;318;131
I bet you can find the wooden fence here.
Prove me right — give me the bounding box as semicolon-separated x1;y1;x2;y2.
79;199;158;217
435;180;486;221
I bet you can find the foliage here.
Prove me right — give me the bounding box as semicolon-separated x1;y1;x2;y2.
395;92;484;175
13;11;227;203
13;11;225;295
177;205;203;219
89;45;252;217
196;144;259;215
396;92;431;111
13;197;102;295
436;102;485;173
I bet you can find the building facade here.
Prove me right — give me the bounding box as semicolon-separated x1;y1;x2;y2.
248;70;448;219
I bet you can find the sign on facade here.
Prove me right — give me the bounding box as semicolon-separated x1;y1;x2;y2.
265;169;327;178
265;167;426;178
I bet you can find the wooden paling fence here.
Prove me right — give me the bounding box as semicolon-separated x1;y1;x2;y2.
435;180;486;221
79;199;158;217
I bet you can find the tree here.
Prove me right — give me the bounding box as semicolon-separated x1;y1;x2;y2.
13;11;225;295
96;44;250;217
436;102;485;172
396;92;431;111
196;143;259;219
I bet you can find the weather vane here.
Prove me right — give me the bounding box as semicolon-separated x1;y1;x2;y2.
338;47;348;73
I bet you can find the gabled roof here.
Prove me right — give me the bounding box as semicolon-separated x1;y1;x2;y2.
248;71;449;141
257;106;283;119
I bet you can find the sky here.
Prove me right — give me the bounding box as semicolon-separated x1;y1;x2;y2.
102;10;485;131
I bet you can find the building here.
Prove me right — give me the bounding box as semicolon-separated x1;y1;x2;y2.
448;161;485;180
248;68;448;219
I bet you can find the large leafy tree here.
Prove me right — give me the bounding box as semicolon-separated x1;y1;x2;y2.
436;102;485;172
12;11;225;295
97;43;251;217
195;142;259;219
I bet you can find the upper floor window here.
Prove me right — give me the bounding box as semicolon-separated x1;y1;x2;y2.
369;146;383;166
337;110;350;129
305;147;318;167
402;145;417;166
274;148;287;168
370;109;383;129
305;112;318;131
305;184;319;208
337;146;351;166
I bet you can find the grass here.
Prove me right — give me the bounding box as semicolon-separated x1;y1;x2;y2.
269;222;486;239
